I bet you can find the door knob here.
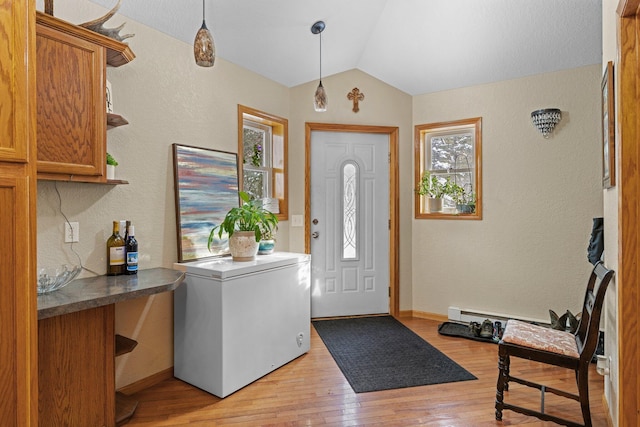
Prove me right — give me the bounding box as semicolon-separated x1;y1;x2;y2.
311;231;319;239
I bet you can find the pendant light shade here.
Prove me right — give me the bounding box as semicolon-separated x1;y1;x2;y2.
194;0;215;67
311;21;327;112
314;81;327;112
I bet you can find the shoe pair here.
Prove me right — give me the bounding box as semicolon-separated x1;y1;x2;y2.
469;319;502;340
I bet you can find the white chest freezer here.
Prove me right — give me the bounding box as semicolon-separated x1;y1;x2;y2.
173;252;311;398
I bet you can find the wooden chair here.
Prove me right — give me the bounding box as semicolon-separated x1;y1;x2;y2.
495;261;614;427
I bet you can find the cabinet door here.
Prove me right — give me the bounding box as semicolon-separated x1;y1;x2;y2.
36;23;106;177
0;0;30;162
0;0;38;425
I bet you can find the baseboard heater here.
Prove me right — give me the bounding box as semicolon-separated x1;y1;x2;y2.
447;306;549;327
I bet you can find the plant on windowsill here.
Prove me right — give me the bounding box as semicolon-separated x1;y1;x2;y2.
208;191;279;261
451;184;476;214
106;152;118;180
417;170;456;213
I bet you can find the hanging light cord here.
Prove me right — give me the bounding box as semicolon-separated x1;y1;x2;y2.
202;0;206;22
319;31;323;83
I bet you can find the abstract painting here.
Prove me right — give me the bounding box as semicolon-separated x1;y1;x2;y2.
173;144;239;262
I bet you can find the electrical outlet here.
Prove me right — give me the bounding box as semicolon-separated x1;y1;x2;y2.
65;222;79;243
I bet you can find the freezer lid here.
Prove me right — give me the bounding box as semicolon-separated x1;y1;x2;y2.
184;251;310;279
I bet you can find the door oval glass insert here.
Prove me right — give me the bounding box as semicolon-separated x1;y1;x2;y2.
342;162;358;260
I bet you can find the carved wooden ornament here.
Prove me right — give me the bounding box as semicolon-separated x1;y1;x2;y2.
347;87;364;113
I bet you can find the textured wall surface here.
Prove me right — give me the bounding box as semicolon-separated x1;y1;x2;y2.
35;0;290;388
35;0;604;391
288;69;414;311
412;65;603;322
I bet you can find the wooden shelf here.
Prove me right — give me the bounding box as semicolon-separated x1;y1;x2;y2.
115;335;139;424
107;113;129;129
106;179;129;185
116;392;138;426
36;174;129;185
115;334;138;357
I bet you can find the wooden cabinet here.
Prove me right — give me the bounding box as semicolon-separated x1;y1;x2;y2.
35;12;134;183
38;306;115;427
0;0;38;425
37;269;184;427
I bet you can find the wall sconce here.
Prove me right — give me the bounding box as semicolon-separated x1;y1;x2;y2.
194;0;215;67
531;108;562;138
311;21;327;112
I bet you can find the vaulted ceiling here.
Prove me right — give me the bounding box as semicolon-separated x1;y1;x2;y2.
89;0;602;96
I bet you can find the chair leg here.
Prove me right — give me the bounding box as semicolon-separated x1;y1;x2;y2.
495;347;510;421
576;364;592;427
504;354;510;391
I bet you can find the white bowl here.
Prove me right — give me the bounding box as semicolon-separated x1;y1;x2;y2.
37;264;82;295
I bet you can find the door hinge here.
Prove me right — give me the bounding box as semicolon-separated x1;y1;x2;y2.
389;287;391;297
388;152;391;163
389;219;391;230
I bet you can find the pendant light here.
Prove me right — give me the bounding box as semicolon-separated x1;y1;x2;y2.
194;0;215;67
311;21;327;112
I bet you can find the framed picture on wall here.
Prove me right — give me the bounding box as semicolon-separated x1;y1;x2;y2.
602;61;615;189
172;144;239;262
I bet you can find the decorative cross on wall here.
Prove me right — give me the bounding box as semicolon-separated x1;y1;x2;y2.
347;87;365;113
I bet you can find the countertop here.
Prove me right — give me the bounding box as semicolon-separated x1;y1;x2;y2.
37;267;185;320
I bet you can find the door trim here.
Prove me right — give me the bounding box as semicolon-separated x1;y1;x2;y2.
305;123;399;316
617;1;640;424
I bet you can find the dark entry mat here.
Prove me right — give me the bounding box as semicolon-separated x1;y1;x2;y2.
437;321;497;344
313;316;476;393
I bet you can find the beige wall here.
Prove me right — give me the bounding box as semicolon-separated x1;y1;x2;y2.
412;65;603;322
602;0;619;424
288;69;414;310
35;1;291;388
35;0;605;392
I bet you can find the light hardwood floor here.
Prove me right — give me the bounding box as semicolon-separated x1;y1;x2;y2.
124;317;607;426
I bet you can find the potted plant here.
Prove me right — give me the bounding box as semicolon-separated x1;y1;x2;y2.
257;226;277;255
208;191;279;261
451;184;476;214
106;152;118;180
417;171;456;212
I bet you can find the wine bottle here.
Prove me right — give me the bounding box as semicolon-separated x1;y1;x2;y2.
124;220;131;242
125;225;138;275
107;220;126;275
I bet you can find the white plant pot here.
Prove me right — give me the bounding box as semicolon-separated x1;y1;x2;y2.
229;231;259;261
106;164;116;180
428;197;443;212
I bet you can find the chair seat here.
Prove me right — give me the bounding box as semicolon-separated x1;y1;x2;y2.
502;319;579;358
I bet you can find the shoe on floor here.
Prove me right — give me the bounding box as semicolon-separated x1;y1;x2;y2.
480;319;493;338
469;321;481;337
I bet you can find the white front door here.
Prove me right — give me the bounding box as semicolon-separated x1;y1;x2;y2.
310;130;390;318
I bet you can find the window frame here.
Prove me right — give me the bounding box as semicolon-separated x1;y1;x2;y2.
414;117;482;220
237;105;288;221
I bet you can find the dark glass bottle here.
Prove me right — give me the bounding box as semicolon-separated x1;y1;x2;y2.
107;220;126;275
123;220;131;242
125;225;138;275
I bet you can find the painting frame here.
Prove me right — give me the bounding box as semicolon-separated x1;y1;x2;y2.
172;143;240;262
602;61;615;189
